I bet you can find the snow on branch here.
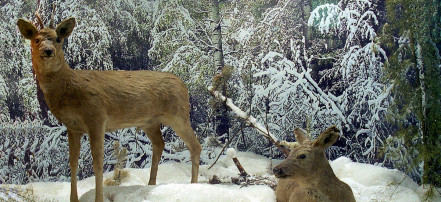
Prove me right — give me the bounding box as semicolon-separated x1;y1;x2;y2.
308;1;379;45
208;86;290;157
209;86;277;141
308;3;341;34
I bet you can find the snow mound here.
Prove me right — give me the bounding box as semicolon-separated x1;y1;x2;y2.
80;184;274;202
12;151;440;202
330;157;422;202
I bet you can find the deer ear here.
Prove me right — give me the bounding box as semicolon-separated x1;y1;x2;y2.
17;19;38;39
313;125;339;149
56;17;76;39
294;128;309;144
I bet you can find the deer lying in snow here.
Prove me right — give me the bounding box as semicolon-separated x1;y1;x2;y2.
273;126;355;202
17;16;201;202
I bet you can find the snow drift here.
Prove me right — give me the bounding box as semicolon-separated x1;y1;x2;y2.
1;150;439;202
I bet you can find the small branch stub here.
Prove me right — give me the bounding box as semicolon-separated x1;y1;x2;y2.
227;148;248;177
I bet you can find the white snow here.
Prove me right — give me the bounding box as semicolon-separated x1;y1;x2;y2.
308;4;341;34
226;148;237;159
234;28;254;44
2;151;440;202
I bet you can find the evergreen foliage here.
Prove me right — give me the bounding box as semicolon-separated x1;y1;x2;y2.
381;0;441;186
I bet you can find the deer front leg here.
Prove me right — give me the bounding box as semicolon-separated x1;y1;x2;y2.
67;129;82;202
88;128;105;202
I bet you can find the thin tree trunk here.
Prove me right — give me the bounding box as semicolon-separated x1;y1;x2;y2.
211;0;229;140
301;0;312;47
301;0;312;70
211;0;224;71
416;44;427;184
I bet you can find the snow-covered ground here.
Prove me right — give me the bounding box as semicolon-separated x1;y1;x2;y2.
1;151;439;202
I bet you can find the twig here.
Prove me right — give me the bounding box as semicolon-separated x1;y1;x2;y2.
208;134;235;170
199;110;215;139
389;174;408;201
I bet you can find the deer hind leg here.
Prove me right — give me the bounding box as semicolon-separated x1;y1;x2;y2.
67;129;82;202
142;124;165;185
88;127;105;202
170;118;201;183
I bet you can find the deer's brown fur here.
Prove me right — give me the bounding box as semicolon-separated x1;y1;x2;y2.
273;126;355;202
17;17;201;202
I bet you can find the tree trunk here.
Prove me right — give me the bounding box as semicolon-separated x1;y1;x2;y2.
301;0;312;70
415;43;427;184
211;0;224;71
301;0;312;46
211;0;229;140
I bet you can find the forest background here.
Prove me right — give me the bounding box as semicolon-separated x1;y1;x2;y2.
0;0;440;191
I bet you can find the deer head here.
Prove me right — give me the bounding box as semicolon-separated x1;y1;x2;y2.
273;126;339;181
17;16;76;75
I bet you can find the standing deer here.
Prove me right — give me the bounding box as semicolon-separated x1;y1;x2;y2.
17;16;201;202
273;126;355;202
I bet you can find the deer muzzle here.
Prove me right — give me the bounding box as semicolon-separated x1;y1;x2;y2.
273;166;288;178
39;40;56;58
44;49;54;56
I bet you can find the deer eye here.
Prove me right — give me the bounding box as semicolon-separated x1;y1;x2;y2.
35;39;40;43
56;38;61;43
298;154;306;159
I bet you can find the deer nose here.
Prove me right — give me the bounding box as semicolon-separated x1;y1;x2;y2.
44;49;53;56
273;167;283;176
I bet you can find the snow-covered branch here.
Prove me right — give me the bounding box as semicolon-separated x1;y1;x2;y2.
209;86;278;141
208;86;290;157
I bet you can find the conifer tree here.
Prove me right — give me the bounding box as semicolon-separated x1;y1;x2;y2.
382;0;441;187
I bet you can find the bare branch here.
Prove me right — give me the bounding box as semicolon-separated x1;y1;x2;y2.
208;135;234;170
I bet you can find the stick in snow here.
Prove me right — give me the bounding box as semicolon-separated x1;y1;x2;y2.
227;148;248;177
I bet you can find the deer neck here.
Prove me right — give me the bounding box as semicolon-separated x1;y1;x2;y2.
32;50;73;94
319;162;338;181
305;160;340;189
292;159;338;186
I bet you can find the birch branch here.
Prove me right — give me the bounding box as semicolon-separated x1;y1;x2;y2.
209;87;290;157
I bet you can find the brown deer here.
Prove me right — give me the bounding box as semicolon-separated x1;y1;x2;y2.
17;16;201;202
273;126;355;202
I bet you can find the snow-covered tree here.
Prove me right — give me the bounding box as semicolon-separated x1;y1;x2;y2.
87;0;155;70
0;74;9;122
0;0;38;121
226;0;392;162
304;0;391;162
